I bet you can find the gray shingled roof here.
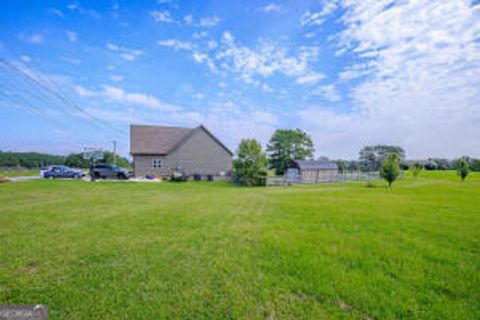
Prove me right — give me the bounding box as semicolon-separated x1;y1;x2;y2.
130;124;233;156
130;124;193;155
296;160;338;170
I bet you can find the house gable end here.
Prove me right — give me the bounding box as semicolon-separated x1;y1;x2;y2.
167;125;233;156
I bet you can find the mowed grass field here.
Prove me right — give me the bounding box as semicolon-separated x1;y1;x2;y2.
1;171;479;319
0;170;39;178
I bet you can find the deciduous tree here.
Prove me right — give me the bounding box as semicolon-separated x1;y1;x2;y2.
267;129;314;174
359;145;405;171
233;139;267;186
380;153;401;188
456;157;469;181
411;162;423;178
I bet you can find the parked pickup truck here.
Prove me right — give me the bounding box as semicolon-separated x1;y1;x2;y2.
91;164;132;180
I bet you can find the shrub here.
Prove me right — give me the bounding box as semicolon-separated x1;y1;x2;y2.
233;139;268;186
411;162;423;178
380;153;400;188
456;157;469;181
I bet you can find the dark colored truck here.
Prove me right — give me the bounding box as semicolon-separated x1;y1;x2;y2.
91;164;132;180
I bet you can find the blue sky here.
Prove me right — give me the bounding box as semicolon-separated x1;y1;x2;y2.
1;0;479;159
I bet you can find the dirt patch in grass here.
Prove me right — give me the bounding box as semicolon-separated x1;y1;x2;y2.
16;262;40;275
337;299;373;320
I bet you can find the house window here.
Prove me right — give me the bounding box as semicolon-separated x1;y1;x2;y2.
153;159;162;168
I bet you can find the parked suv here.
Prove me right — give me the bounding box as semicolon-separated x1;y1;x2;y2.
43;166;85;179
91;164;132;180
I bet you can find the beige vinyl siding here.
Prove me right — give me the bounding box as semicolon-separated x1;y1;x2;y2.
133;127;232;178
165;128;232;175
133;155;170;177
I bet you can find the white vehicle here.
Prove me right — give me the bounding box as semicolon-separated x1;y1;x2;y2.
39;167;47;178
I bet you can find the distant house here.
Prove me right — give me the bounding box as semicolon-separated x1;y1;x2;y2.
130;124;233;178
289;160;339;183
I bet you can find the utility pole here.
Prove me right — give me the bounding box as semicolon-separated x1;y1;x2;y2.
112;140;117;165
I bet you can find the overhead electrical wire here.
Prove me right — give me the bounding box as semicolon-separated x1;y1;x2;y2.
0;73;92;149
0;75;71;132
0;62;116;151
0;57;127;136
0;64;78;120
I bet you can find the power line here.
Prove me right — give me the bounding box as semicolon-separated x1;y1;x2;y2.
0;65;96;144
0;68;116;152
0;39;128;136
0;90;70;133
0;58;127;136
0;79;91;149
0;65;78;120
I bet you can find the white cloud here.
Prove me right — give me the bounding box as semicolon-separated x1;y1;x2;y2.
106;43;119;51
338;61;374;81
73;84;181;112
19;55;31;62
297;0;480;158
262;83;273;93
184;14;193;25
207;39;218;50
120;52;142;61
204;111;276;151
311;84;341;101
25;33;43;44
102;85;180;111
296;72;325;85
61;57;82;65
181;14;220;28
67;3;101;19
158;30;322;86
300;1;338;27
75;85;96;97
66;30;77;42
193;31;208;39
198;16;220;28
110;75;124;82
106;43;143;61
254;110;278;124
151;10;174;23
258;3;282;13
67;3;78;10
158;39;217;71
222;31;234;42
192;52;208;63
214;31;321;83
158;39;193;50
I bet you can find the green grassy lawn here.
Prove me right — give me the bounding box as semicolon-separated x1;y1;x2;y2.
1;171;479;319
0;170;39;178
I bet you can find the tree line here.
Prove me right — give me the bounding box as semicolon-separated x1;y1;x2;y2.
0;151;131;169
0;152;66;168
233;129;479;186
